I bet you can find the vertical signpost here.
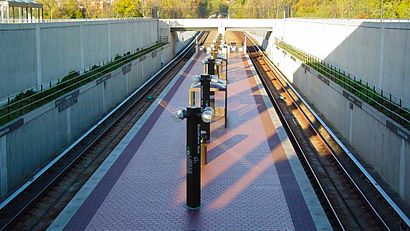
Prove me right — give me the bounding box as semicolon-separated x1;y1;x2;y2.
185;107;202;209
206;59;216;109
200;74;211;140
207;58;215;75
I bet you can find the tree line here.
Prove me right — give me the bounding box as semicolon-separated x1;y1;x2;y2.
38;0;410;19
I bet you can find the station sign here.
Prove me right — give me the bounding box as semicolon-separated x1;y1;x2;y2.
122;63;132;75
0;118;24;137
55;90;79;112
386;120;409;142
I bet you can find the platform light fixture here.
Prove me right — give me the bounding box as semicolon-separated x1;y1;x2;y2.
201;107;214;123
174;106;214;209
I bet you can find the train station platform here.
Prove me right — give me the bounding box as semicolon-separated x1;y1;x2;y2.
49;52;332;230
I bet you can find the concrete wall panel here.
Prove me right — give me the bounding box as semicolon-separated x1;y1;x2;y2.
0;20;198;200
6;106;67;190
175;31;196;54
106;71;127;109
0;19;161;100
71;84;104;137
84;24;109;68
141;21;148;48
128;22;140;52
152;21;158;44
274;19;410;108
127;62;139;94
40;25;81;83
405;141;410;202
382;28;410;104
0;43;180;199
110;22;129;57
0;26;37;98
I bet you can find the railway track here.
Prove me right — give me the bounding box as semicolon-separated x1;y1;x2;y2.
245;33;409;231
0;31;209;231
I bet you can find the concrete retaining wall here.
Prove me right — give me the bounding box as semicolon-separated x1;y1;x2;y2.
250;19;410;108
0;19;159;101
158;20;197;58
175;31;197;54
261;40;410;204
0;24;198;200
0;43;173;199
168;31;197;58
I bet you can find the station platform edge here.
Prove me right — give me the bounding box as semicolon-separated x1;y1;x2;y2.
49;51;332;231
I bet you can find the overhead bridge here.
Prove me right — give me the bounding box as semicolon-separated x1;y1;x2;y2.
161;19;275;33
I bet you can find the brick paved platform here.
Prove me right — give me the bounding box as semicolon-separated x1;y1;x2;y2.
50;52;332;230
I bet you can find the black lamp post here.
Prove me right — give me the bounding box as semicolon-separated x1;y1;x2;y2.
175;106;214;209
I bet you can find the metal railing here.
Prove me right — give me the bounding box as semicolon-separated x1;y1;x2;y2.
0;17;150;24
285;18;410;23
0;40;157;106
276;39;410;130
0;41;165;126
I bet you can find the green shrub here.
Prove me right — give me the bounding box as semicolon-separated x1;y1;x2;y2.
12;89;36;103
91;65;100;71
62;70;80;82
115;54;122;60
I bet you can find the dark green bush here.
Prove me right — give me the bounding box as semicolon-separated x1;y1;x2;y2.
62;70;80;82
91;65;100;71
12;89;36;103
115;54;122;60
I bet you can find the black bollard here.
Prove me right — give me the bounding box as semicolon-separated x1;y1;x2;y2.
206;59;216;109
186;107;202;209
200;74;211;140
207;58;216;75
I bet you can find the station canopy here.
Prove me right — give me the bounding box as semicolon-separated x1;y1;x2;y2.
0;0;42;8
0;0;43;21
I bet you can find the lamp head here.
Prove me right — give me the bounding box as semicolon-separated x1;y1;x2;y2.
174;107;187;120
192;75;201;83
201;107;214;123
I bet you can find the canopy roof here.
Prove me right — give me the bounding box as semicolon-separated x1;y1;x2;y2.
0;0;43;8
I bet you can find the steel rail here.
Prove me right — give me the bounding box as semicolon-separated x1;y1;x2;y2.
247;33;410;229
246;34;394;230
0;32;204;231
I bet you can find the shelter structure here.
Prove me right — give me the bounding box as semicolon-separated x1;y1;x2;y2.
0;0;43;22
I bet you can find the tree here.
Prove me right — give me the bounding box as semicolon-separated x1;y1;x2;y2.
60;0;83;18
397;0;410;18
38;0;60;19
36;0;410;19
113;0;143;17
